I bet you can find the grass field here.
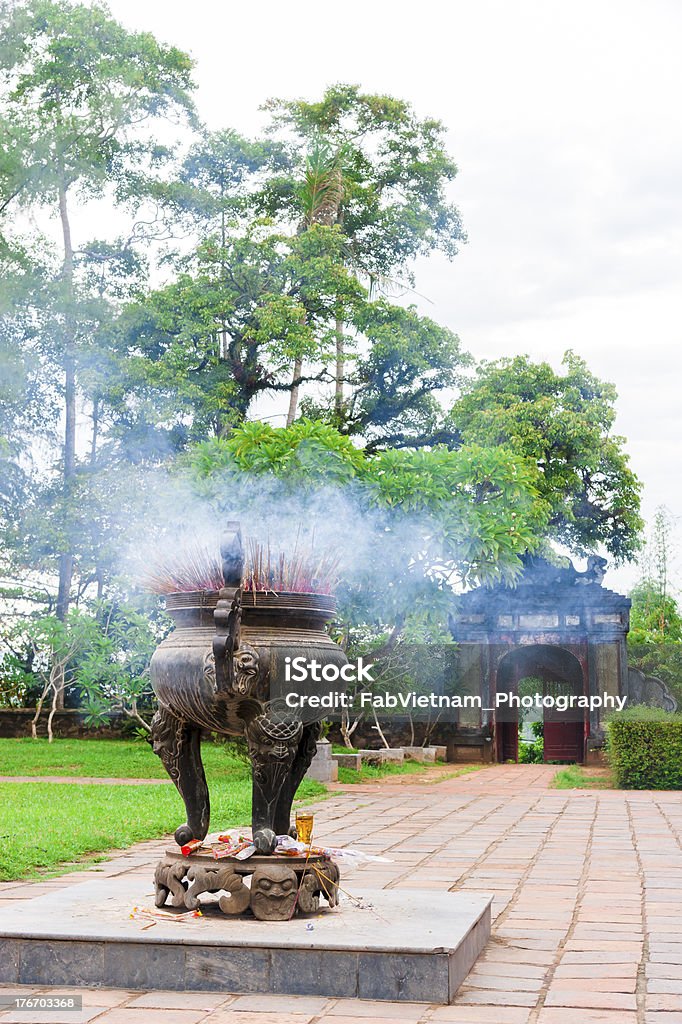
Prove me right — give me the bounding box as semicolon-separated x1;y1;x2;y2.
0;738;479;879
0;736;239;779
0;739;325;881
552;764;613;789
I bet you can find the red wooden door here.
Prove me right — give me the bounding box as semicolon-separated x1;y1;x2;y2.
543;679;584;763
497;720;519;762
543;720;583;762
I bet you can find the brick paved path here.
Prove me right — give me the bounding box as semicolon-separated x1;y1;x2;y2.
1;764;681;1024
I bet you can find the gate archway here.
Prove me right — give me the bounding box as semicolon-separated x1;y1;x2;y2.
495;645;585;763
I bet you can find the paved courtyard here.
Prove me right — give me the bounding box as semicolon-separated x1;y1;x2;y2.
1;764;682;1024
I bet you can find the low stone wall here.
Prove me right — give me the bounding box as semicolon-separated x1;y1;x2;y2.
0;708;130;739
326;718;490;762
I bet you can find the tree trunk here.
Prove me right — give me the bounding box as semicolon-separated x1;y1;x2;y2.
90;396;99;467
334;317;344;416
286;357;302;426
371;705;390;749
54;180;76;709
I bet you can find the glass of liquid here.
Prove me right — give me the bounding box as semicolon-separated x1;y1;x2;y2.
295;812;314;844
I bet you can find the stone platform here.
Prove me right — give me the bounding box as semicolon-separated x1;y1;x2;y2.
0;874;490;1003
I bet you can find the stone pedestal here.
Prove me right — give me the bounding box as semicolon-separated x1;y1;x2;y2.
0;876;491;1003
358;747;404;765
404;746;437;763
304;738;338;782
333;751;362;771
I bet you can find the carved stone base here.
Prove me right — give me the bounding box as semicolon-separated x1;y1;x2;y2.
154;849;340;922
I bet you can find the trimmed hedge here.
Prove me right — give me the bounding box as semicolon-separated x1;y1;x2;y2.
607;707;682;789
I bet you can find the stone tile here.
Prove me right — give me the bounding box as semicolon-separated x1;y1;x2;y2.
92;1010;207;1024
461;974;543;992
649;981;682;995
33;987;136;1008
471;963;545;980
544;990;636;1010
342;998;435;1019
455;989;536;1006
649;997;682;1012
429;1005;532;1022
126;990;232;1009
538;1012;637;1024
649;964;682;979
554;963;637;978
552;976;636;992
228;994;329;1014
202;1014;321;1024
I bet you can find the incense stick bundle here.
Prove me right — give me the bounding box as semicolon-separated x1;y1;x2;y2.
139;536;339;596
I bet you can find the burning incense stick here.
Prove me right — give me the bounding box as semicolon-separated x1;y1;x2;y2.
139;536;339;595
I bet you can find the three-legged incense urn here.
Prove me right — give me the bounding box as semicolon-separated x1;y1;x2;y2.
149;524;347;854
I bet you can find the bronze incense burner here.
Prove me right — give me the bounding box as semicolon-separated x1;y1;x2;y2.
148;524;347;856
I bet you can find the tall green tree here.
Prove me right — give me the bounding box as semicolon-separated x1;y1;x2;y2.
0;0;195;622
124;85;467;443
115;224;365;444
629;507;680;643
263;84;466;422
449;351;643;562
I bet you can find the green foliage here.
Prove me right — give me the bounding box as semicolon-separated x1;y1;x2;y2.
0;600;169;726
626;508;682;702
0;0;196;621
262;83;466;278
606;707;682;789
519;717;544;762
114;226;362;439
115;83;468;449
333;300;469;449
0;0;195;209
629;582;682;645
627;643;682;707
184;420;549;640
450;351;643;562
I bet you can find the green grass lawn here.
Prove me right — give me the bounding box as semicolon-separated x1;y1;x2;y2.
552;764;613;789
0;736;244;779
0;739;325;881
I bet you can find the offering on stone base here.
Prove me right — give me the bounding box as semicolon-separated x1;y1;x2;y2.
295;811;314;843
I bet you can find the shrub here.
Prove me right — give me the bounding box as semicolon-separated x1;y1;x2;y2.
606;707;682;789
519;736;544;763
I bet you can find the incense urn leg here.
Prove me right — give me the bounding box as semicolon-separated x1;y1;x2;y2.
273;721;322;837
150;705;210;845
244;703;303;853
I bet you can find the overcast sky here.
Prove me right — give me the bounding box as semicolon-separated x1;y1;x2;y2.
104;0;682;592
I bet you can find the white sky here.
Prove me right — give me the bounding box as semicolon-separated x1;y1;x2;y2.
103;0;682;593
